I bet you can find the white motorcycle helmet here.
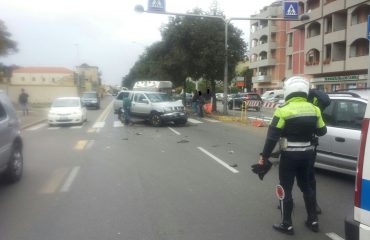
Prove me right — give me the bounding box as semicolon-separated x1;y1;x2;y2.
283;76;309;100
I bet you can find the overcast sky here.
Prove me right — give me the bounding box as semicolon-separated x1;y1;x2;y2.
0;0;274;85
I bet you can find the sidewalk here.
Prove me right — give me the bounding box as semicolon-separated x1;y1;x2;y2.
17;108;48;129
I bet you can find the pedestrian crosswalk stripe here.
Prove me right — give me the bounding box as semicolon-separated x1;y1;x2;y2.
113;121;124;128
70;125;83;129
48;127;60;130
92;122;105;128
26;123;47;131
203;118;220;123
188;118;203;124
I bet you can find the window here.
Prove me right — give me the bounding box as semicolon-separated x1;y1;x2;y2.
346;83;357;89
324;44;331;64
350;38;369;57
0;102;7;121
288;33;293;47
307;22;321;38
288;55;292;70
325;15;332;33
351;5;370;25
333;100;366;130
331;84;340;91
306;49;320;65
134;93;147;103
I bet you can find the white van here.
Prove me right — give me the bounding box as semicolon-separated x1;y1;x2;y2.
133;81;173;94
261;89;284;102
345;101;370;239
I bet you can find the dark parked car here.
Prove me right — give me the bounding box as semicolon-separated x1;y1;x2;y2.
227;93;262;111
81;92;100;109
0;90;23;183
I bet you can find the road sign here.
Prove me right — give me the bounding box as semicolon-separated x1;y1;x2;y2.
275;185;285;200
284;1;299;20
148;0;166;12
367;15;370;40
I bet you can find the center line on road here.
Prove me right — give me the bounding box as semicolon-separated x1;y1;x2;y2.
326;232;344;240
60;166;80;192
40;168;69;194
92;122;105;128
168;127;181;135
197;147;239;173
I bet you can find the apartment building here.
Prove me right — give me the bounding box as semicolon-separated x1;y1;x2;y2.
288;0;370;91
249;1;287;93
76;63;101;92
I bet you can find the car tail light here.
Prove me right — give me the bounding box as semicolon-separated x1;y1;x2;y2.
355;118;369;207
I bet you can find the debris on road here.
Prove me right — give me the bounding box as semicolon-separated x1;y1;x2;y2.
177;139;189;143
229;163;238;168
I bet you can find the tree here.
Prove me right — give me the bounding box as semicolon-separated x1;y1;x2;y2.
0;20;17;57
123;7;246;111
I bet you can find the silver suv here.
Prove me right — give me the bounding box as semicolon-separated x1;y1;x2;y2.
0;90;23;183
129;91;187;127
316;90;369;175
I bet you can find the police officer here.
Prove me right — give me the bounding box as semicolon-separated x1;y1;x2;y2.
258;76;327;235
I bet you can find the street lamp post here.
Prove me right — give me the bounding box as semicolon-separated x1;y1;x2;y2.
135;5;309;114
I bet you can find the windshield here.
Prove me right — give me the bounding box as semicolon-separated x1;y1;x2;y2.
52;99;80;108
146;93;172;102
82;93;97;98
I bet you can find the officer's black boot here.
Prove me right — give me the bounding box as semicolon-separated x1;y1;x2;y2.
311;180;322;214
273;200;294;235
304;195;319;232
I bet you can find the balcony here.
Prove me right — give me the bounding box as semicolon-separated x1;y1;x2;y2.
324;29;346;44
323;59;345;73
347;22;367;44
306;6;322;22
305;62;322;75
323;0;345;15
250;58;277;69
346;55;368;71
346;0;369;8
252;75;272;83
305;35;322;52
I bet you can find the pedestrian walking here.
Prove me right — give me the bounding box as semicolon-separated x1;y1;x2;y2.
18;89;29;116
192;90;199;114
255;76;327;235
198;91;204;118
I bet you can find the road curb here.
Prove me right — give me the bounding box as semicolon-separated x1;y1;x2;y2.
21;119;47;130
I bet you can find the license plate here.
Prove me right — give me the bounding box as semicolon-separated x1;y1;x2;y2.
59;117;69;121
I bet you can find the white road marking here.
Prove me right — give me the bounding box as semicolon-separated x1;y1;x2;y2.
197;147;239;173
96;128;101;133
188;118;203;124
203;118;220;123
86;140;95;150
48;127;60;130
168;127;181;135
60;166;80;192
93;122;105;128
326;232;344;240
26;123;47;131
113;121;124;128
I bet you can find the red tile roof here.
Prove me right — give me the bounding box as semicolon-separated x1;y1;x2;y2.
13;67;73;74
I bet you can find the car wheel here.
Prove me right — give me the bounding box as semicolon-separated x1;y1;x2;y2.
150;113;162;127
4;144;23;183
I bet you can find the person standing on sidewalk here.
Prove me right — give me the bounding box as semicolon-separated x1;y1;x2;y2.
18;89;29;116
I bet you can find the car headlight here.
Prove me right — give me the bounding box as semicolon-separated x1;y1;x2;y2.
163;107;173;113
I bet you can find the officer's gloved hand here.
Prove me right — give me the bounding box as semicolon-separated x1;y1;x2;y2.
251;155;272;181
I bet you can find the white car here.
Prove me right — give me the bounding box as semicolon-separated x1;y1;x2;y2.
48;97;87;126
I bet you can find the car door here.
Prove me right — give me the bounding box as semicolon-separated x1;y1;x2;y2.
319;99;366;170
114;92;125;112
0;100;11;167
131;93;151;116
